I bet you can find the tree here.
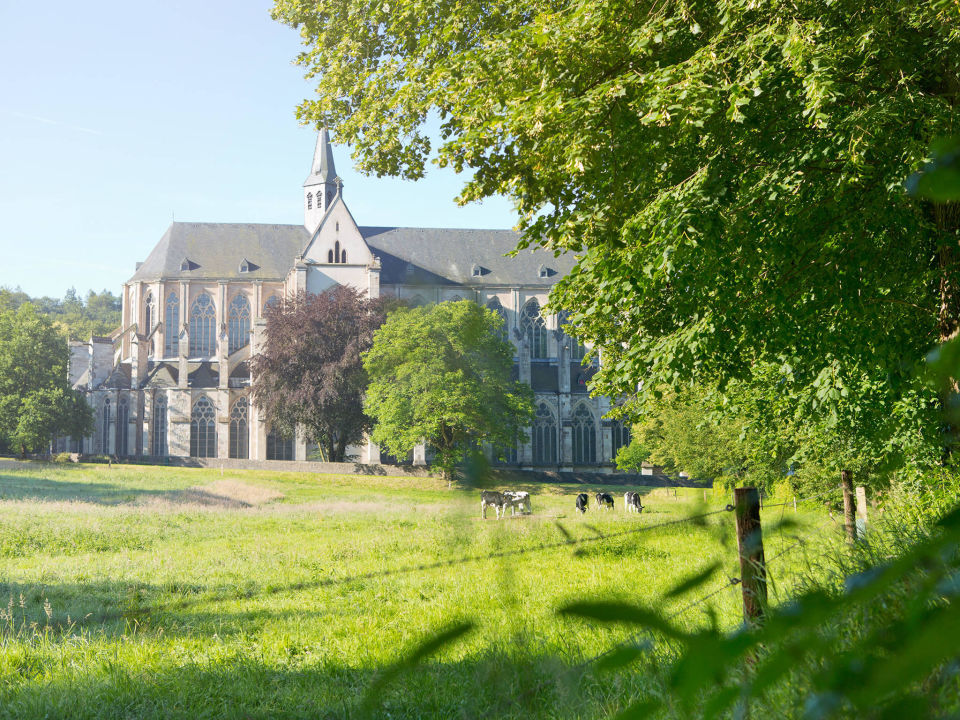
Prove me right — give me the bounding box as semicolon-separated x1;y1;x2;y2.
0;304;92;456
250;287;387;462
362;300;534;479
273;0;959;463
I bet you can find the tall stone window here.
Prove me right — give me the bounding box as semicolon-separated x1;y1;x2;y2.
144;291;154;333
532;402;557;465
190;396;217;458
520;299;548;359
189;293;216;357
164;292;179;356
307;192;313;210
262;295;279;317
152;395;167;456
116;397;129;456
572;404;597;464
612;420;631;457
559;310;586;361
486;298;509;344
100;399;111;454
229;398;249;459
227;295;251;355
266;429;294;461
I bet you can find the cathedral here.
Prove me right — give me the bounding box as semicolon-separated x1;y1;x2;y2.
65;131;631;469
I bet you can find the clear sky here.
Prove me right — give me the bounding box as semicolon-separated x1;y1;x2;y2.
0;0;517;299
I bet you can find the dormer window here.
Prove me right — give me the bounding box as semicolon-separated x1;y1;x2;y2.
179;257;198;272
538;264;556;279
238;258;259;273
472;264;489;277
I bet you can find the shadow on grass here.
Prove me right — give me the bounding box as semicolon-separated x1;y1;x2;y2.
0;644;633;720
0;473;256;509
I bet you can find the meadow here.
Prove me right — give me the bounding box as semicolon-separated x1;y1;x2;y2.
0;462;839;719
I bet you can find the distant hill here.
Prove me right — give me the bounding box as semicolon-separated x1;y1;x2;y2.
0;287;121;341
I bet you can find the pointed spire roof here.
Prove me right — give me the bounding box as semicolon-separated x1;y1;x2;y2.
304;127;339;187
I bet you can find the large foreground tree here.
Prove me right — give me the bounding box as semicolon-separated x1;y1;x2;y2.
363;300;534;478
251;287;387;462
0;304;92;456
274;0;959;461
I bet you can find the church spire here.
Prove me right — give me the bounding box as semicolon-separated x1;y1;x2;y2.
303;127;342;232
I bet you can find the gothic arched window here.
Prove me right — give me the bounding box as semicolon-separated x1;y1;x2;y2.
229;397;249;459
559;310;586;361
340;250;346;263
266;429;294;461
152;395;168;456
612;420;631;457
189;293;216;357
262;295;279;317
572;404;597;464
116;397;129;456
164;292;179;356
327;249;334;263
227;295;251;355
486;298;509;344
101;399;111;454
532;402;557;465
190;396;217;458
144;291;154;334
335;240;341;264
520;299;548;359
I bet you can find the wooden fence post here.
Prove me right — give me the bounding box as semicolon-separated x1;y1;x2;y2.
734;487;767;627
841;470;856;544
855;486;868;539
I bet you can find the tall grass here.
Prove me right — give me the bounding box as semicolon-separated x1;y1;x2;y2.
0;462;840;718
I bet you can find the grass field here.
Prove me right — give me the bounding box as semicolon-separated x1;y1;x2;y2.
0;462;839;719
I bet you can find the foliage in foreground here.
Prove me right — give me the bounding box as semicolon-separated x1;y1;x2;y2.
363;300;534;477
250;287;388;462
273;0;960;468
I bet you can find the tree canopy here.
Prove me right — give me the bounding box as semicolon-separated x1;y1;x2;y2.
362;300;534;477
0;304;93;456
274;0;960;468
250;287;387;462
0;287;121;340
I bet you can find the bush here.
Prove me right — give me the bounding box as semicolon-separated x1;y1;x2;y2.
51;452;73;463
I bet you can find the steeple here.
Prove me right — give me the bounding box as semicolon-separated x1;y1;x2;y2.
303;127;342;232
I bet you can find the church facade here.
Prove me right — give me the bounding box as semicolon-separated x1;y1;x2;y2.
65;132;631;470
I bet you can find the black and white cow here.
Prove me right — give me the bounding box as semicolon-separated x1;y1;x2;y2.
481;490;507;519
624;491;644;513
596;492;614;510
503;490;532;515
576;493;589;514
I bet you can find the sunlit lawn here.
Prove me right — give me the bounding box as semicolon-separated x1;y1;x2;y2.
0;462;837;719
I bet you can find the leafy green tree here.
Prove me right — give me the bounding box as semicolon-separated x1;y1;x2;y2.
363;300;534;478
273;0;959;463
0;304;92;456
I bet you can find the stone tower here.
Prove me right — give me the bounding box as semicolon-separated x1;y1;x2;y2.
303;127;341;233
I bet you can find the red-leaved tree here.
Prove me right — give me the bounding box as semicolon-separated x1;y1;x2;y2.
250;287;387;462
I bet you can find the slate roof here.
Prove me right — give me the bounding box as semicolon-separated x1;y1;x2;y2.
362;227;576;287
129;223;309;282
129;220;577;287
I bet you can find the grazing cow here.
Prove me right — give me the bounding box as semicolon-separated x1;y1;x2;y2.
596;492;614;510
481;490;507;519
503;490;532;515
624;491;644;513
576;493;589;514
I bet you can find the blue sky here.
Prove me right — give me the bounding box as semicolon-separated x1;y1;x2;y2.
0;0;517;299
